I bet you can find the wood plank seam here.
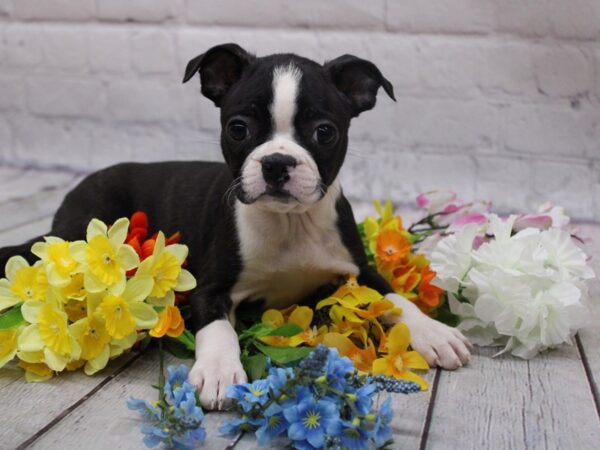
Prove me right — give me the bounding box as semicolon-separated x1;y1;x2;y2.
13;351;144;450
418;369;441;450
575;334;600;421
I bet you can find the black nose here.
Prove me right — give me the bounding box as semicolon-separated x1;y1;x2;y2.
261;153;297;186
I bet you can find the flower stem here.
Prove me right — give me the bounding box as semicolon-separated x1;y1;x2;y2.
158;338;166;415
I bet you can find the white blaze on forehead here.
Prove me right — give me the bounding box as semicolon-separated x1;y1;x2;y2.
270;64;302;135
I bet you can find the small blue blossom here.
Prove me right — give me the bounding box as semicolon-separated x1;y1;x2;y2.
225;379;271;413
219;415;264;435
164;364;189;404
284;397;341;449
373;397;394;448
255;403;289;445
127;397;161;420
140;425;169;448
339;419;372;450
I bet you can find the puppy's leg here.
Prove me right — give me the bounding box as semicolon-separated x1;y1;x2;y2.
188;318;247;410
386;293;472;369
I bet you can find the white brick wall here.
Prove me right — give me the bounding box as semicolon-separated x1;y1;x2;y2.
0;1;599;220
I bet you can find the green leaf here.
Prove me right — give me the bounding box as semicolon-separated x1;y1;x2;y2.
0;304;24;329
265;323;303;337
163;337;194;359
254;342;313;365
175;329;196;351
242;353;268;381
238;322;274;341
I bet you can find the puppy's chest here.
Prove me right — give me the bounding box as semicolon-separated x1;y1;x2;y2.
231;203;358;308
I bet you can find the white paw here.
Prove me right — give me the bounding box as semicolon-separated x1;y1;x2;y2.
385;293;472;370
409;315;472;370
189;356;247;410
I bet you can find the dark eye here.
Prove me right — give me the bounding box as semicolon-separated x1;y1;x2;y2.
227;120;249;141
313;124;337;146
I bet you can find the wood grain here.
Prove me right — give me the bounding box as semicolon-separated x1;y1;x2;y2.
425;345;600;450
29;350;237;450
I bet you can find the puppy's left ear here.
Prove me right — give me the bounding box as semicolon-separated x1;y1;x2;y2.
325;55;395;117
182;43;255;107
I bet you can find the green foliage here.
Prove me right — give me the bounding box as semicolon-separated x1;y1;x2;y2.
0;304;24;329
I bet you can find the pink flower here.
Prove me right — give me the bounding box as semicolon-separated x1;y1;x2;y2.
416;191;459;215
513;214;553;232
448;213;489;232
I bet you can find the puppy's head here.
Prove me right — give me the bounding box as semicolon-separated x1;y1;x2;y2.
183;43;394;213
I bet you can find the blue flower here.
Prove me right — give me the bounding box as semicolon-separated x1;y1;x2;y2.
348;383;376;415
165;364;191;405
219;415;264;435
255;403;289;445
140;425;169;448
373;397;394;448
172;427;207;450
267;366;295;396
175;391;205;425
339;419;372;450
226;379;271;413
283;397;341;449
127;397;160;420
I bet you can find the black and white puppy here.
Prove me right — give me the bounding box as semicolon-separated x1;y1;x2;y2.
0;43;470;409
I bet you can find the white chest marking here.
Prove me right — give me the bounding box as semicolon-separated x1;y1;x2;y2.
231;181;359;309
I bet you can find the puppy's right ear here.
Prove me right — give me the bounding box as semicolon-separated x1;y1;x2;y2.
182;43;255;107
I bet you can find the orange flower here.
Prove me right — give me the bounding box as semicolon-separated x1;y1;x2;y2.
376;229;411;268
372;323;429;390
149;305;185;338
417;266;444;311
323;333;377;373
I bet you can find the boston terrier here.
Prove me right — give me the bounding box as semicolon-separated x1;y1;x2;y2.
0;43;470;410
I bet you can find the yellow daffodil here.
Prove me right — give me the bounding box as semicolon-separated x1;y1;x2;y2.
372;323;429;390
58;273;87;302
96;275;157;340
260;306;314;347
31;237;79;288
17;360;54;382
0;256;48;310
64;298;88;322
71;218;140;294
71;314;112;375
0;328;19;368
149;305;185;338
137;232;196;305
323;333;377;372
364;200;405;254
18;296;81;372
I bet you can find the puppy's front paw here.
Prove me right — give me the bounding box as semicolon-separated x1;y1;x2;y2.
409;315;472;370
189;356;247;410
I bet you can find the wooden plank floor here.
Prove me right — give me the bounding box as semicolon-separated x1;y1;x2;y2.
0;167;599;450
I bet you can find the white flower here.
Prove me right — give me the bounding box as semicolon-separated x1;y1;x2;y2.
430;224;479;293
538;202;570;229
538;228;595;281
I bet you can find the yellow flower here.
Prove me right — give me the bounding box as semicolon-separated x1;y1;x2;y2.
17;360;54;382
0;328;19;368
71;314;112;375
323;332;377;373
31;237;79;288
71;218;140;294
18;298;81;371
149;305;185;338
372;323;429;390
260;306;314;347
97;275;157;340
0;256;48;310
64;298;88;322
137;232;196;305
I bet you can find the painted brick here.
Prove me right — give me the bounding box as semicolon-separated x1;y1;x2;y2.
479;43;537;96
131;29;176;75
533;46;592;97
386;0;494;34
594;162;600;221
88;27;130;74
41;27;87;72
594;49;600;100
0;119;11;156
11;0;95;21
494;0;600;40
474;156;532;213
10;115;94;168
504;105;595;157
531;160;593;219
0;0;12;19
3;25;42;68
27;77;106;119
0;76;24;111
186;0;386;29
417;40;480;95
108;80;187;123
97;0;182;23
